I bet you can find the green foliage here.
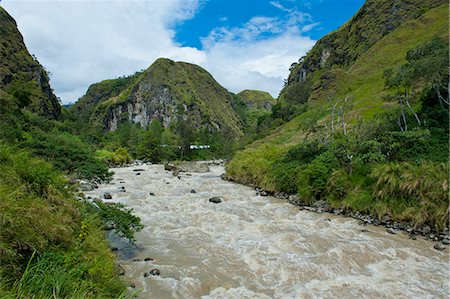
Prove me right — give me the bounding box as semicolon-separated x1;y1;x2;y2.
24;128;111;181
0;144;128;297
93;202;143;242
279;80;312;105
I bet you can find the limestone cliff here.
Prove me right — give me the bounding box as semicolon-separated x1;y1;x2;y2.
73;58;245;138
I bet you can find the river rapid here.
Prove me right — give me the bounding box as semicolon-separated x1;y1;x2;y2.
85;162;449;299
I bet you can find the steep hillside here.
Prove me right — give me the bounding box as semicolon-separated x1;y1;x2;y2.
73;58;245;138
0;6;60;119
237;90;275;111
227;2;449;230
280;0;446;104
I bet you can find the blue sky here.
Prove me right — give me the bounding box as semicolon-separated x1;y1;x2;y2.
176;0;364;49
2;0;365;103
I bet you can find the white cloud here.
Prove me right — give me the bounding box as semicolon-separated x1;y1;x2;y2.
1;0;203;103
270;1;292;12
199;8;315;97
1;0;316;102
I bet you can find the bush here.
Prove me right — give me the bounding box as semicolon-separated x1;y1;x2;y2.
370;161;449;230
24;129;111;180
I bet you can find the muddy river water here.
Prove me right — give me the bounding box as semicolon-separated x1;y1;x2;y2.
85;162;448;299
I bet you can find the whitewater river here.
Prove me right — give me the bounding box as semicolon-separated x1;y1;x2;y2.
85;162;448;299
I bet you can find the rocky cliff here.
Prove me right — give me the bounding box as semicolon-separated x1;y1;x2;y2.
0;6;60;119
73;58;245;138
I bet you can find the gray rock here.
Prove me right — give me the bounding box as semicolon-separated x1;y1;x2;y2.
381;215;391;224
80;181;94;191
260;191;269;196
220;173;228;181
133;169;145;172
422;225;432;234
144;257;154;261
288;195;300;202
387;228;396;234
149;269;160;276
135;173;141;176
149;192;155;196
209;197;222;204
104;192;112;200
442;239;450;245
190;189;196;194
434;242;446;251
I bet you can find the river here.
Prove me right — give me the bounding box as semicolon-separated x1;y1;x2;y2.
85;162;448;299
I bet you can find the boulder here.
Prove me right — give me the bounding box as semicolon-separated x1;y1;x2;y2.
149;269;160;276
149;192;155;196
133;169;145;172
190;189;196;194
386;228;396;234
144;257;154;261
434;242;446;251
104;192;112;200
164;163;176;171
381;215;391;224
422;225;432;234
80;181;95;191
209;197;222;204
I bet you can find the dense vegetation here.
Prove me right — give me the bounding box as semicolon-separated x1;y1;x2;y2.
0;6;142;298
227;4;449;231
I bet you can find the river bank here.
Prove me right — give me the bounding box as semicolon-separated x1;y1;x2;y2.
84;162;449;299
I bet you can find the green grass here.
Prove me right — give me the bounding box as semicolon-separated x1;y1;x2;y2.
0;143;130;298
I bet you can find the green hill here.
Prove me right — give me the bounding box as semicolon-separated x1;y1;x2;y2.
226;2;449;230
72;58;245;138
0;6;60;119
237;89;275;111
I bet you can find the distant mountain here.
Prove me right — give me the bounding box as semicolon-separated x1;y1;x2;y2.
237;90;275;111
0;6;60;119
72;58;245;138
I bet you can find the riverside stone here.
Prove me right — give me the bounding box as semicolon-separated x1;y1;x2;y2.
209;197;222;204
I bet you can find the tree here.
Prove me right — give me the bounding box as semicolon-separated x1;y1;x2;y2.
384;37;449;131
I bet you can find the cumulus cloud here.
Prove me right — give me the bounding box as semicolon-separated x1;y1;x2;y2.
1;0;316;102
1;0;204;102
199;7;315;97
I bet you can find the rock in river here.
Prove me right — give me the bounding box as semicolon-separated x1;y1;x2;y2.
104;192;112;200
149;269;160;276
434;242;446;251
209;197;222;204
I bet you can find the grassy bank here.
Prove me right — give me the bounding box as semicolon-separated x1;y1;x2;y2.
0;143;141;298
